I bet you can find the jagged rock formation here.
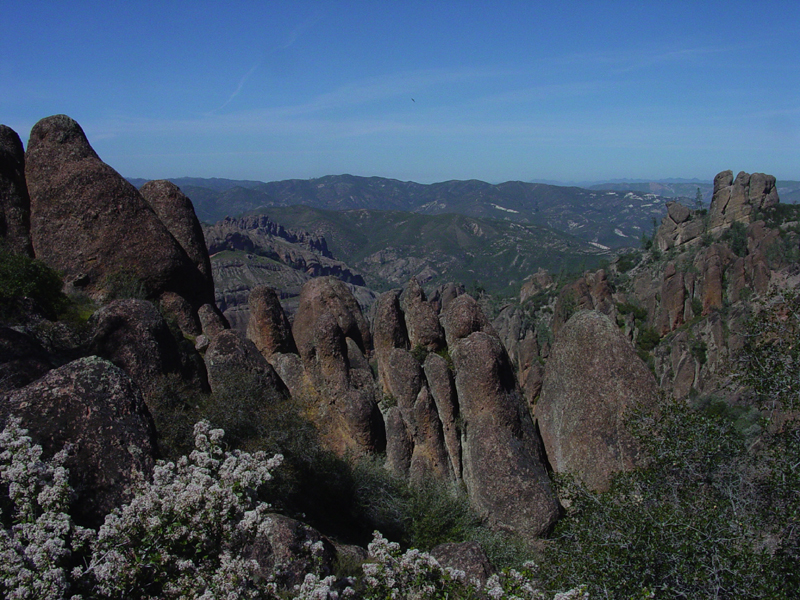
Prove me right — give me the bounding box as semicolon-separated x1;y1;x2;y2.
25;115;209;334
373;284;559;537
0;356;158;527
656;170;780;251
0;125;33;255
205;214;370;330
707;170;779;232
537;310;659;491
289;277;382;456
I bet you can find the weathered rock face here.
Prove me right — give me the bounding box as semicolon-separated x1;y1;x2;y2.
537;310;659;491
24;115;205;326
440;294;496;347
708;170;778;232
0;356;157;527
139;180;216;302
90;299;209;400
0;125;32;255
431;541;495;584
552;269;616;335
654;201;705;252
203;329;287;397
400;278;444;351
290;278;383;456
246;285;297;357
450;330;560;538
293;277;372;359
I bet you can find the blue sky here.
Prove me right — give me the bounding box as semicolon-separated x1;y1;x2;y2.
2;1;798;184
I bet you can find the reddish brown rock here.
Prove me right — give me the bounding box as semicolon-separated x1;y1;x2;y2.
293;277;372;360
537;310;659;491
423;352;462;481
400;278;444;351
384;406;413;477
0;125;32;255
247;285;297;357
452;331;559;538
291;279;383;456
90;299;209;399
431;541;495;584
0;356;157;527
139;180;214;287
708;170;779;231
24;115;203;310
655;263;686;335
441;294;496;347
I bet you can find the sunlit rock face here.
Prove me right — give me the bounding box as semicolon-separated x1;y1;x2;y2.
537;310;659;492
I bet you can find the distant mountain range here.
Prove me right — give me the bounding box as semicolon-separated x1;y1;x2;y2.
128;175;684;249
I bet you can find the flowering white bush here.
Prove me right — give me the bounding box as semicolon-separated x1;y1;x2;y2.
359;532;587;600
0;416;92;600
0;417;586;600
88;420;283;599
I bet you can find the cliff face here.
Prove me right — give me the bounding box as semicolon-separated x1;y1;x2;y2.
203;214;370;330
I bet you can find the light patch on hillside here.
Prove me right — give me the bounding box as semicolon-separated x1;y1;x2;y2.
614;228;628;237
589;241;611;250
492;203;519;214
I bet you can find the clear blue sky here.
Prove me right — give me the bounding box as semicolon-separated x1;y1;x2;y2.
2;1;798;184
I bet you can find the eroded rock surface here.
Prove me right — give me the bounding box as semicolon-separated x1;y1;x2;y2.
537;310;659;491
0;356;157;527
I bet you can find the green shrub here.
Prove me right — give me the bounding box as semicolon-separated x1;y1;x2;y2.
0;246;67;319
616;252;638;274
721;221;748;257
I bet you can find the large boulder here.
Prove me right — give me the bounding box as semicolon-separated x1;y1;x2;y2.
139;180;214;288
293;277;372;360
90;299;209;399
0;356;158;527
24;115;205;322
452;331;560;538
400;278;444;351
0;125;32;255
537;310;659;491
203;329;287;397
247;514;337;589
441;294;496;347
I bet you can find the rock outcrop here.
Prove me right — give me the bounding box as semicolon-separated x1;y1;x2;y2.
24;115;208;332
537;310;659;491
708;170;778;232
0;356;158;527
450;328;559;538
203;329;287;397
289;277;383;456
246;285;297;357
90;299;209;400
0;125;32;255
